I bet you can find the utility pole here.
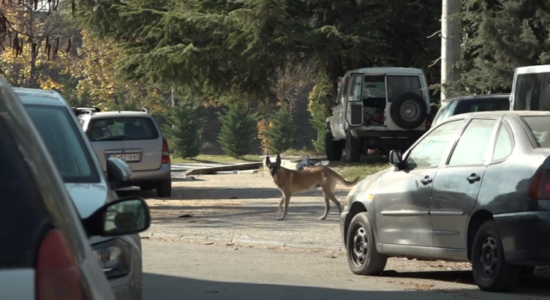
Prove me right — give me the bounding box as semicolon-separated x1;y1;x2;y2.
441;0;462;103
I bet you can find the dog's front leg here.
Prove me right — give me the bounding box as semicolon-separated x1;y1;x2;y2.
278;193;291;221
276;196;284;220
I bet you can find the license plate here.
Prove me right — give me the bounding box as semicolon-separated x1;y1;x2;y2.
109;154;141;162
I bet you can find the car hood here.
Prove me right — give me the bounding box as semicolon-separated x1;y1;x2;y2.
65;183;114;245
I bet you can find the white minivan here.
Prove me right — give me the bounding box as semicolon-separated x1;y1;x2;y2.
510;64;550;111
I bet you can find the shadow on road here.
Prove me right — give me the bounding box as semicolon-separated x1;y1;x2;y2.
381;270;550;296
119;187;350;200
143;272;550;300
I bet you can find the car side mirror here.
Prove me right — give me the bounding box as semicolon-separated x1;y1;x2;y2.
82;196;151;237
107;157;132;189
389;150;403;166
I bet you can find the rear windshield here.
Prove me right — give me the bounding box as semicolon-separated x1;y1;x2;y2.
513;72;550;110
454;97;510;115
24;104;100;183
522;116;550;147
87;117;159;141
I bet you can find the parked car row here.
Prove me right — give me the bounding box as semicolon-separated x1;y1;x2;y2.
0;80;166;300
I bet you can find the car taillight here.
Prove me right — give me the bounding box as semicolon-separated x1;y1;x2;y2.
36;229;82;300
161;137;170;164
527;169;550;200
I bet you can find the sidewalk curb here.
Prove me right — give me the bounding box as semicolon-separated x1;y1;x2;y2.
140;232;345;253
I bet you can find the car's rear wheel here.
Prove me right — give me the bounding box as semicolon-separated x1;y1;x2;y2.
345;131;361;162
325;131;343;161
471;220;520;292
156;179;172;198
346;212;387;275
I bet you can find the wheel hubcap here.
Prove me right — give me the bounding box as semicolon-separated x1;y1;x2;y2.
400;100;420;122
480;236;498;277
352;226;368;266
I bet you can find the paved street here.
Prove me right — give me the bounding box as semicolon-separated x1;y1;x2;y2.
143;240;550;300
118;170;550;299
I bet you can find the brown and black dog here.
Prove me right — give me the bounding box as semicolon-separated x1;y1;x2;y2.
264;154;359;220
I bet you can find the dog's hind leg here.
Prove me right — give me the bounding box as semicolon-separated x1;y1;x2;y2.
327;179;342;214
319;193;330;220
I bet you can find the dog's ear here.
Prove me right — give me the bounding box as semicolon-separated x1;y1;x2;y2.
265;156;271;167
276;154;281;165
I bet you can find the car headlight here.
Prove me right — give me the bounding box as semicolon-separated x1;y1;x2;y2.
92;238;132;279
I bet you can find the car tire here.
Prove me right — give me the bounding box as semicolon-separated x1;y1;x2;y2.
345;131;361;162
325;131;343;161
471;220;520;292
156;179;172;198
346;212;387;275
390;92;428;130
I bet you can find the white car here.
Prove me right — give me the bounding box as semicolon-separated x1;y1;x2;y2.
13;88;146;300
0;78;150;300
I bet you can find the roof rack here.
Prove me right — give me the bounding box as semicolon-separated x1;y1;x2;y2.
140;107;148;114
72;107;101;116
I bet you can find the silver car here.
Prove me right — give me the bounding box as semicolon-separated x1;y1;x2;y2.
0;78;150;300
77;110;172;198
13;88;146;300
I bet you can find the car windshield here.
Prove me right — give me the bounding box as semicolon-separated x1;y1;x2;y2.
87;117;159;141
522;116;550;148
513;72;550;110
23;104;100;183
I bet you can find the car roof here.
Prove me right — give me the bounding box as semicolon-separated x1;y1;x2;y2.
85;111;152;118
444;110;550;123
515;64;550;74
347;67;424;76
12;87;66;107
447;93;510;102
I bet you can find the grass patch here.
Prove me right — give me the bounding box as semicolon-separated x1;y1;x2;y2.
331;155;391;181
171;154;262;164
282;147;321;156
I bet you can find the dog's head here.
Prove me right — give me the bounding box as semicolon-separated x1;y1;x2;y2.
264;154;282;178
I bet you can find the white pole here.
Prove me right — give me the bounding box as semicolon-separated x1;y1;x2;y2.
441;0;462;103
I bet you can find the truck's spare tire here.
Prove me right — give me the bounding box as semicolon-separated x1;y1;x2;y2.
390;92;428;129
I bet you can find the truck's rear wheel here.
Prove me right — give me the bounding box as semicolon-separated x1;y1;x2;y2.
345;132;361;162
325;131;343;161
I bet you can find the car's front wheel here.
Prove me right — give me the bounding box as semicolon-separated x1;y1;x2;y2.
346;212;387;275
471;220;520;292
156;179;172;198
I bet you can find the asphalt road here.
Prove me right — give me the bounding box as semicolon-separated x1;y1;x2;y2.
142;240;550;300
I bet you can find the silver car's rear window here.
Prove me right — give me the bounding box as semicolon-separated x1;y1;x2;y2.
24;104;101;184
87;117;159;141
522;116;550;148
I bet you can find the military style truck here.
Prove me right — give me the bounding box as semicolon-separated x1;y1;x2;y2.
326;67;432;162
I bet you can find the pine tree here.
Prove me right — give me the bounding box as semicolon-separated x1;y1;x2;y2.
217;104;259;158
266;106;297;155
458;0;550;94
163;102;204;159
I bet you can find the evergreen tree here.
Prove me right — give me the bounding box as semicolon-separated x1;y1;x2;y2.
163;102;204;159
73;0;442;101
266;106;297;155
217;104;258;158
457;1;550;94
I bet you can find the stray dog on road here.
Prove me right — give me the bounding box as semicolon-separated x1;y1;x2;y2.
264;154;359;221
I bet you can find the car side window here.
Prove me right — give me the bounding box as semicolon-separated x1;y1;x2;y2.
406;120;463;169
448;119;498;166
492;122;513;161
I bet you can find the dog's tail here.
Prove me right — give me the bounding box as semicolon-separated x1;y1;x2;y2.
333;171;359;186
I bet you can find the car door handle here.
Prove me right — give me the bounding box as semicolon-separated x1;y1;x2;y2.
467;173;481;183
420;176;432;185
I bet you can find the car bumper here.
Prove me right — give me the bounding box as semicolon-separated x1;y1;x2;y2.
129;163;171;183
494;211;550;265
340;211;349;247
